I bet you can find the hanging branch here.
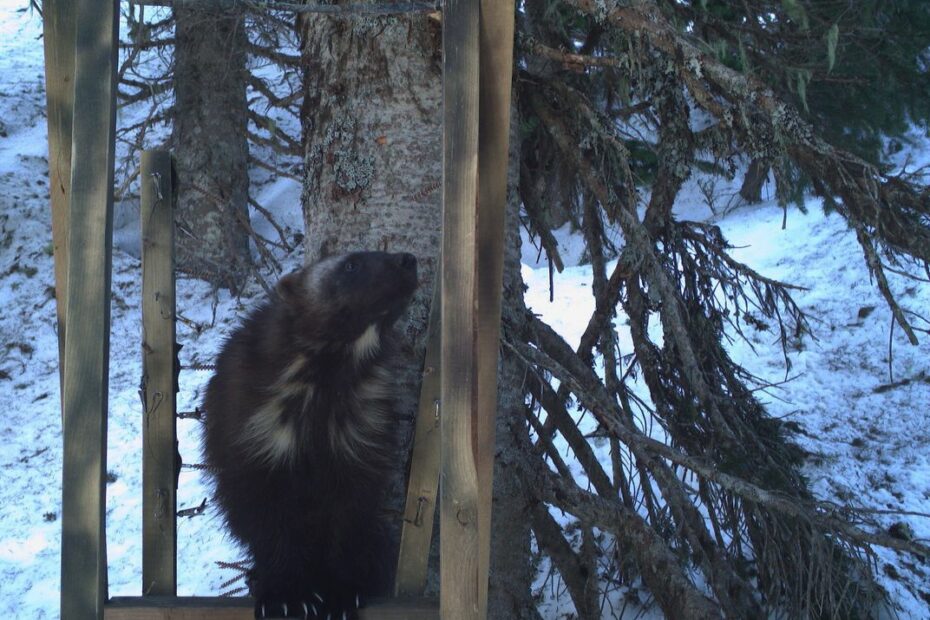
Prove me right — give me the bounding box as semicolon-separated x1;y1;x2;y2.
519;71;899;614
526;369;615;498
248;198;293;250
563;0;930;343
245;41;301;68
530;491;600;619
248;74;302;112
514;319;930;560
521;34;627;70
507;322;901;616
514;327;771;618
249;154;302;181
248;110;302;155
510;424;725;620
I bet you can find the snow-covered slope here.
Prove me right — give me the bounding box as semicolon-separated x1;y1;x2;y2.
1;3;928;618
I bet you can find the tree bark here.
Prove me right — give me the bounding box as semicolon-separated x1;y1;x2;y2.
172;7;251;290
487;109;543;620
739;158;769;204
297;12;539;617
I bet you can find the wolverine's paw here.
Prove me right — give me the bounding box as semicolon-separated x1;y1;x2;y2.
318;592;363;620
254;594;326;619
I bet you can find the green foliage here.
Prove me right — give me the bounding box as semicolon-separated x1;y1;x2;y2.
684;1;930;165
513;1;926;616
792;68;811;113
780;0;809;31
825;23;838;73
803;2;930;162
517;0;930;213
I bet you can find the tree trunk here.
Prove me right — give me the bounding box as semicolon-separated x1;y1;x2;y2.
489;110;543;620
739;158;769;204
172;7;251;290
297;12;539;617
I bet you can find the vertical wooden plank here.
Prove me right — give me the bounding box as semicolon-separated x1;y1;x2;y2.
440;0;480;617
474;1;516;614
60;0;119;618
41;0;76;409
395;279;442;596
141;151;177;595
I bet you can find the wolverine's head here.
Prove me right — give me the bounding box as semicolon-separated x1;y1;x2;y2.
277;251;418;347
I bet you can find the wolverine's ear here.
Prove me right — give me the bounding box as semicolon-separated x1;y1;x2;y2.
276;270;305;305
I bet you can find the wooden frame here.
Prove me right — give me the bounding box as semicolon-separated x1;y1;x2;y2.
59;0;119;618
104;597;439;619
41;0;75;394
439;0;482;616
53;0;515;617
394;282;443;596
474;0;516;611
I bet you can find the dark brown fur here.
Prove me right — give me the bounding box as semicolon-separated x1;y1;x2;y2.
202;251;417;619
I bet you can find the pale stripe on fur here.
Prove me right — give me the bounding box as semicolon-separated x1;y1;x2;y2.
351;324;381;363
241;357;314;467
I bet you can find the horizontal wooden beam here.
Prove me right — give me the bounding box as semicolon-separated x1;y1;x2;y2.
134;0;438;15
104;597;438;619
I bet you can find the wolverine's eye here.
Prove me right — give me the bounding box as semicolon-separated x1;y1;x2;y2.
344;260;357;273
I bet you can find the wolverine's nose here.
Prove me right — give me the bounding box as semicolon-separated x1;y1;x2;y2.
396;252;417;272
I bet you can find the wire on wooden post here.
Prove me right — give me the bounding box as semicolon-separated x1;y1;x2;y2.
60;0;119;618
141;150;178;596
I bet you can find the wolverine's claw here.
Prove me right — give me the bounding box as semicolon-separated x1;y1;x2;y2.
314;592;324;603
355;594;360;609
302;602;309;619
260;604;266;618
282;603;288;616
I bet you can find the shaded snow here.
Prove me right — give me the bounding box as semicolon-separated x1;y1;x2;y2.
1;2;929;618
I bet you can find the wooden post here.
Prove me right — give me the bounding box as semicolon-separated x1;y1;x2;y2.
141;151;177;595
440;0;481;617
474;1;516;613
395;280;443;596
60;0;120;618
41;0;76;408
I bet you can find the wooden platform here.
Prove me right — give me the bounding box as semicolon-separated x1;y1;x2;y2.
104;597;438;619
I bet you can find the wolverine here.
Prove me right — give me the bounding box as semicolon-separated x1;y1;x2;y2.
202;251;418;619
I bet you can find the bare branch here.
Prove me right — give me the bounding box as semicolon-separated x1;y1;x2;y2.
513;430;723;620
508;325;930;560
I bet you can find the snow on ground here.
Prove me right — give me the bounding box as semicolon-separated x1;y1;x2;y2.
1;3;929;618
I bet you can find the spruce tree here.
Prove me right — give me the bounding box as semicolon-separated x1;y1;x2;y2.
673;0;930;199
515;0;930;616
109;1;930;616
